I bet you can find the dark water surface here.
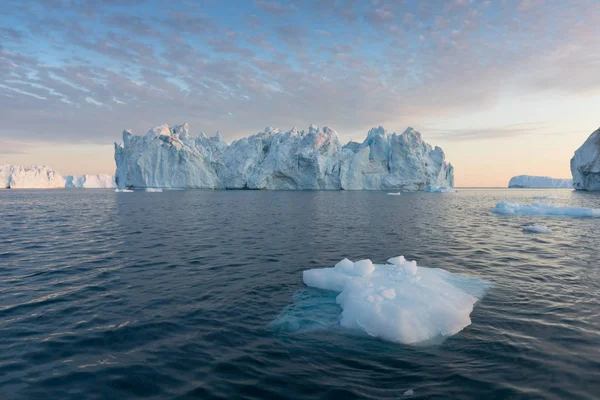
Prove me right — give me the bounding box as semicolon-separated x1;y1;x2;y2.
0;189;599;399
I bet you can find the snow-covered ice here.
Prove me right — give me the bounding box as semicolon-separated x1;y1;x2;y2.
301;256;488;344
114;123;454;191
522;224;552;233
508;175;572;188
532;194;559;199
387;192;402;196
492;201;600;217
145;188;163;192
571;127;600;191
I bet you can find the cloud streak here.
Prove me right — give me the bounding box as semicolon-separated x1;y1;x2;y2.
0;0;597;149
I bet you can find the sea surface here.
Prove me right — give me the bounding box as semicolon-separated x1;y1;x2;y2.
0;189;599;400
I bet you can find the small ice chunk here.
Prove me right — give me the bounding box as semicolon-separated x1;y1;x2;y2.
387;256;406;265
335;258;354;272
302;256;489;344
352;259;375;276
387;192;402;196
404;389;414;396
387;256;417;275
115;189;134;192
492;201;600;218
522;224;552;233
532;194;559;199
145;188;163;192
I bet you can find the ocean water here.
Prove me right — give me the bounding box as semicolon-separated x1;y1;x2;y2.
0;188;599;399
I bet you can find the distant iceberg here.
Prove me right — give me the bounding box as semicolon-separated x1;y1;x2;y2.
508;175;572;188
1;165;66;189
114;123;454;191
492;201;600;217
571;127;600;191
1;165;115;189
65;174;116;189
298;256;488;344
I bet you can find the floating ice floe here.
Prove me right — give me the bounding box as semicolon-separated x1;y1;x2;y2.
492;201;600;217
387;192;402;196
532;194;559;200
115;189;134;193
145;188;163;192
404;389;414;396
522;224;552;233
284;256;489;345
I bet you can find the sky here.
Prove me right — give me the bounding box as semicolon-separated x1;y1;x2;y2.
0;0;598;187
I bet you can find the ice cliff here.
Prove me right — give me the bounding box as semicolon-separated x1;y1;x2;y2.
571;127;600;191
1;165;115;189
114;123;454;190
508;175;572;188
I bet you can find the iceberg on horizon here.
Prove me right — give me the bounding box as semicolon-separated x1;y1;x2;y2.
65;174;116;189
298;256;488;344
492;201;600;218
508;175;572;188
114;123;454;191
571;127;600;191
1;165;66;189
1;165;115;189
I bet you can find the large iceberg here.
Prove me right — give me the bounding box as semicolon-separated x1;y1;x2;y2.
299;257;488;344
508;175;572;188
571;127;600;191
64;174;116;188
1;165;115;189
114;123;454;190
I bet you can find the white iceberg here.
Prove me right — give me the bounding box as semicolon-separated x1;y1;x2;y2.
492;201;600;217
387;192;402;196
522;224;552;233
571;127;600;191
114;123;454;191
0;165;66;189
300;256;488;344
1;165;115;189
508;175;572;188
144;188;163;192
64;174;116;188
